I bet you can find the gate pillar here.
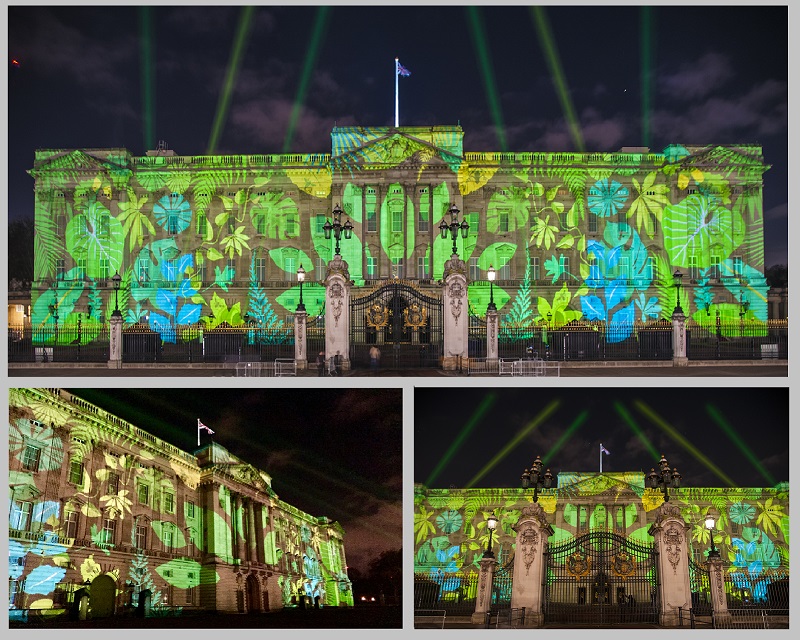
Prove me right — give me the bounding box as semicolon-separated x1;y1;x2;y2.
706;555;731;625
108;312;122;369
325;255;351;371
442;255;468;371
486;308;499;364
294;310;307;370
649;502;692;626
470;556;498;625
510;502;554;627
671;308;688;366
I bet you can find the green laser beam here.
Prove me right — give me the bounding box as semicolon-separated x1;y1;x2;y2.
634;400;739;487
614;401;660;462
465;399;561;488
425;393;497;487
282;6;331;153
138;7;155;151
530;6;584;152
706;404;776;486
640;6;653;148
543;409;589;466
466;6;508;151
207;6;255;154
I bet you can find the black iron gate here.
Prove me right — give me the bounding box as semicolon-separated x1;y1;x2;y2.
544;531;659;626
350;280;442;369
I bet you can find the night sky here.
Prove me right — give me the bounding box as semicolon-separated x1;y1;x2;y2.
414;387;788;491
7;4;788;266
64;387;402;575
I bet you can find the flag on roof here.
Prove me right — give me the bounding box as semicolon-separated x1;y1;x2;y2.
396;60;411;77
600;444;610;455
198;419;214;435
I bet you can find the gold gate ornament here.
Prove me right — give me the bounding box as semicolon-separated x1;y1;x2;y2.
403;302;427;328
566;551;591;580
611;551;637;580
365;303;389;328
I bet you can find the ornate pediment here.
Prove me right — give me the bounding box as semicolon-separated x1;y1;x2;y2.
31;149;131;177
330;128;463;175
556;472;646;499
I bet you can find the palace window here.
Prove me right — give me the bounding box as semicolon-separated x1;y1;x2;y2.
588;214;598;234
284;256;296;279
76;256;88;280
366;188;377;232
99;258;110;282
197;212;208;236
498;209;510;233
22;444;41;472
100;213;110;236
186;501;196;519
226;258;236;281
391;209;403;233
163;491;175;514
100;517;117;545
559;256;570;282
255;256;267;283
135;523;148;549
64;510;79;539
366;256;377;278
138;483;149;505
419;190;430;232
618;257;630;281
10;501;33;531
163;527;174;551
57;258;66;279
286;214;299;237
68;459;84;485
391;257;404;279
417;255;430;279
689;256;700;281
316;257;326;281
529;255;540;281
469;257;480;281
468;212;479;236
196;253;206;284
314;214;326;235
710;255;721;280
589;254;600;281
733;255;743;277
646;256;656;281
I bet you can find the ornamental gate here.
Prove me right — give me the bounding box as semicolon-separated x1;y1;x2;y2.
543;531;659;626
350;281;442;369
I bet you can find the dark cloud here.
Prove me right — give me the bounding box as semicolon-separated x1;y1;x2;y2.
659;52;734;101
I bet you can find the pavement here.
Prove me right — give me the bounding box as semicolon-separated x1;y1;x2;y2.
8;362;788;377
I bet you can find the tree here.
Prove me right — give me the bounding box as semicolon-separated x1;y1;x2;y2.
8;218;34;284
765;264;787;288
368;548;402;605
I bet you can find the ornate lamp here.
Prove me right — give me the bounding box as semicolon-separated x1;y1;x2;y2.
111;272;122;318
296;264;306;312
521;455;554;502
672;269;684;314
647;453;681;502
438;203;469;257
323;204;354;256
487;265;497;312
704;514;720;558
484;514;499;558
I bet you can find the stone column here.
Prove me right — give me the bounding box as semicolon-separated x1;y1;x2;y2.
649;502;692;626
470;555;498;625
672;308;688;366
246;498;258;563
294;310;307;370
442;255;468;371
510;502;554;627
486;308;499;365
707;555;731;625
108;312;123;369
324;255;352;371
233;493;246;563
254;503;266;564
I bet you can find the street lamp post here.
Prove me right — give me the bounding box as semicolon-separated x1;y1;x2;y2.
484;514;498;558
111;272;122;318
521;455;554;502
323;204;354;256
487;265;497;312
673;269;684;314
296;265;306;312
438;203;469;257
704;514;720;558
647;453;682;502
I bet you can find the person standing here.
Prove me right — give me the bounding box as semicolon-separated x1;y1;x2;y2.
333;351;342;376
369;345;381;373
317;350;325;376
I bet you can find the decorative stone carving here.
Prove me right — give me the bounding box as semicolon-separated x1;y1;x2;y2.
519;526;539;575
448;281;465;326
663;523;684;574
326;255;350;281
330;282;345;327
443;256;467;279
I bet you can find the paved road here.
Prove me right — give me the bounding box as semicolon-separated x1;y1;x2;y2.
9;364;787;377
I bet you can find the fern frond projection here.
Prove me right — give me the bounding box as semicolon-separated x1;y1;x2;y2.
247;255;288;344
505;245;535;326
34;200;62;281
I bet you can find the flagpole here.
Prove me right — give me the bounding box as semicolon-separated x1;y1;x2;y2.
600;444;603;474
395;58;399;127
197;419;200;447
